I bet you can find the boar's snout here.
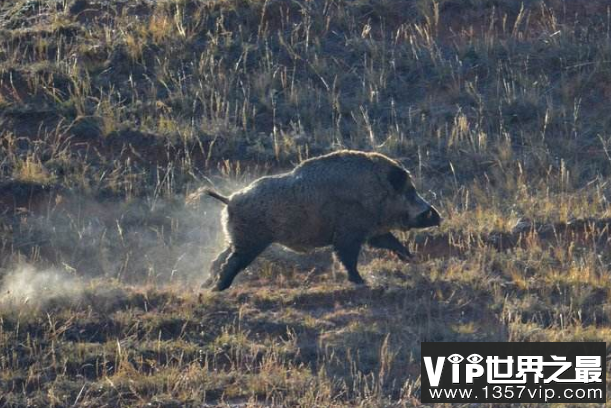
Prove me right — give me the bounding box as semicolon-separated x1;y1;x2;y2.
412;205;441;228
404;191;441;229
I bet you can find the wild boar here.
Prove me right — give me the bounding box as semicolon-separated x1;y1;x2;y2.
204;150;441;291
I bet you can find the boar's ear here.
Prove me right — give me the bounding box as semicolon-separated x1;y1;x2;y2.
387;167;407;192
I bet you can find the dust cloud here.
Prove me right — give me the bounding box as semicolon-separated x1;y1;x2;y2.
0;187;230;307
0;264;83;308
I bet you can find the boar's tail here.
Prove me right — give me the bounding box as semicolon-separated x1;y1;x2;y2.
205;189;230;205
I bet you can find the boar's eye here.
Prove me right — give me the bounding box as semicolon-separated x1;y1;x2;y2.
387;167;407;192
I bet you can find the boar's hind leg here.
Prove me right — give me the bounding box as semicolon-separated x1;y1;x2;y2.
213;244;268;291
203;247;233;288
333;237;366;285
368;233;412;261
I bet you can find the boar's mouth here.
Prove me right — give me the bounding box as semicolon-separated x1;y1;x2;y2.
405;207;441;229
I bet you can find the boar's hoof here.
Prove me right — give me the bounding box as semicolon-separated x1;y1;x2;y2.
211;278;232;292
348;274;366;285
211;284;224;292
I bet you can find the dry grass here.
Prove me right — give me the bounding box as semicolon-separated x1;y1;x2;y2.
1;0;611;406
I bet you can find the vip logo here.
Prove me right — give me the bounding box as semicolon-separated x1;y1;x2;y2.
420;342;606;403
423;352;602;386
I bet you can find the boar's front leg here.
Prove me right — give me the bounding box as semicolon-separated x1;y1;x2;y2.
333;234;366;285
368;233;412;261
